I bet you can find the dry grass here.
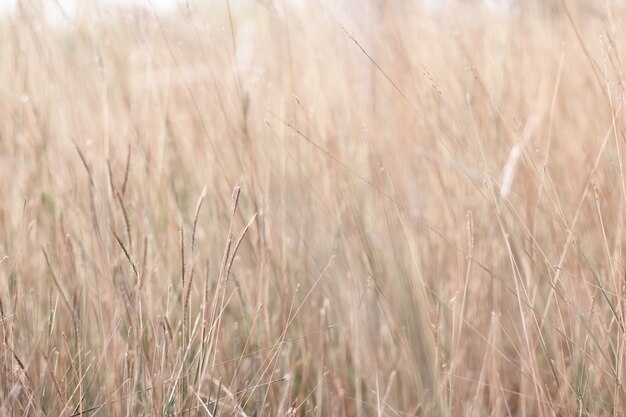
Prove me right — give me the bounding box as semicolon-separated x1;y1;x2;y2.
1;0;626;415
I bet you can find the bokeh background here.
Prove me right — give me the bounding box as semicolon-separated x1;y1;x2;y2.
1;0;625;416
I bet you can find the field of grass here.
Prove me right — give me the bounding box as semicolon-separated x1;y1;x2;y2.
1;0;626;415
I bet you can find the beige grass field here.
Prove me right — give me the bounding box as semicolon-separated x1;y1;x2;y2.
2;0;626;415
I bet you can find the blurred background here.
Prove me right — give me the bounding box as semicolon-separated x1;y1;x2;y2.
1;1;626;416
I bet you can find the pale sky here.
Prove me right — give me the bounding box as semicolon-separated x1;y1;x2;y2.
0;0;182;22
0;0;521;35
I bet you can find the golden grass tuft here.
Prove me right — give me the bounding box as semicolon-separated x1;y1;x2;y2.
1;0;626;415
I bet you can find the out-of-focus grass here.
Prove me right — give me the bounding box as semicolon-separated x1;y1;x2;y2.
1;0;625;415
